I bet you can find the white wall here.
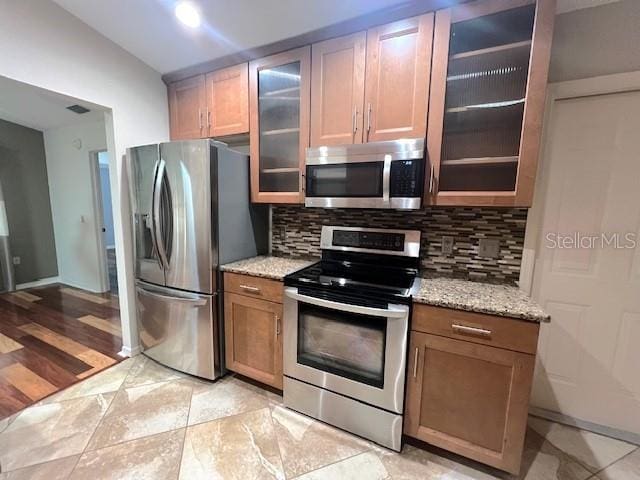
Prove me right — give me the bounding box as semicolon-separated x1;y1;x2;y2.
44;120;107;292
0;0;170;355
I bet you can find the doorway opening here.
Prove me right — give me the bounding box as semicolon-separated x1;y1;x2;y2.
91;150;117;294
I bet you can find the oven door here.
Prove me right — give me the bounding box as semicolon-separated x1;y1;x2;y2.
304;158;390;209
283;287;409;413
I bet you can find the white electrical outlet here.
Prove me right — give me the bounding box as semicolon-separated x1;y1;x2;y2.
12;256;20;265
478;238;500;258
442;236;454;255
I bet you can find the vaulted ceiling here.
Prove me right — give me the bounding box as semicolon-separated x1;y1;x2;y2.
52;0;410;74
52;0;623;75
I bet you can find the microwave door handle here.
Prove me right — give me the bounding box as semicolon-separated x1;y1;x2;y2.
382;155;391;205
284;287;408;318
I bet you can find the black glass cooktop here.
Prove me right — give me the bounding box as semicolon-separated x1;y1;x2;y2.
284;259;418;304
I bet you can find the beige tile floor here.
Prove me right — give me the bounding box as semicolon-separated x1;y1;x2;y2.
0;356;637;480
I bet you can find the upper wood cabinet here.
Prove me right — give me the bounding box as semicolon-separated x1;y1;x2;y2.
310;32;366;147
364;14;434;142
204;63;249;137
425;0;555;207
168;75;206;140
168;63;249;140
309;14;433;148
249;46;311;204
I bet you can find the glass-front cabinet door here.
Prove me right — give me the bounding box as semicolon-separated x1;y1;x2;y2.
249;46;310;203
426;0;555;207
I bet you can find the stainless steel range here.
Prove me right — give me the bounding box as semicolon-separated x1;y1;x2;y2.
283;226;421;451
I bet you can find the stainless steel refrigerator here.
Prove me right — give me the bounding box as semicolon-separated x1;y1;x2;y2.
128;140;267;380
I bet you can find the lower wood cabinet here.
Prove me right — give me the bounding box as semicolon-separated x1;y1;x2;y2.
404;329;535;474
224;291;283;389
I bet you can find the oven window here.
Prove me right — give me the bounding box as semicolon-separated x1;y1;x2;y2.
306;162;383;197
297;303;386;388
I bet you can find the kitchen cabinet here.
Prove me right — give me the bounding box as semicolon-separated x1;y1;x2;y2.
404;304;539;474
309;14;433;147
425;0;555;207
310;32;366;146
249;46;311;203
168;75;206;140
223;273;283;389
169;64;249;140
364;14;433;142
204;63;249;137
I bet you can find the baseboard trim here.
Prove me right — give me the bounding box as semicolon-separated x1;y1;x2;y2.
119;345;142;358
529;407;640;446
16;276;60;290
57;279;108;294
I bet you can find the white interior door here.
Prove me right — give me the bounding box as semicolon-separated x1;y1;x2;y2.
530;88;640;435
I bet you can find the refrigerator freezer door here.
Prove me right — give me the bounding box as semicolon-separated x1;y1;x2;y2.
128;144;165;287
160;141;213;294
136;281;219;379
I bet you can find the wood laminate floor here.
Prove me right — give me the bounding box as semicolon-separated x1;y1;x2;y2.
0;284;122;418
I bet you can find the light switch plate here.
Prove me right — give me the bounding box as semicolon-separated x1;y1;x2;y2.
12;256;20;265
442;236;454;255
478;238;500;258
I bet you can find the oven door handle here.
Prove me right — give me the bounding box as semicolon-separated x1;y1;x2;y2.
284;288;408;318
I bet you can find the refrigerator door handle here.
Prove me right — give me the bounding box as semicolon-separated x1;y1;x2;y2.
153;160;170;270
137;282;210;305
148;160;163;270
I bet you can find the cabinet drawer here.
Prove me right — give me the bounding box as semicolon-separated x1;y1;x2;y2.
224;272;283;303
411;304;539;354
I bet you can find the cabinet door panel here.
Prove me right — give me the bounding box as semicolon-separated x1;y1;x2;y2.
426;0;555;207
311;32;366;146
364;14;433;142
405;331;534;474
205;63;249;137
224;292;282;389
169;75;206;140
249;46;310;203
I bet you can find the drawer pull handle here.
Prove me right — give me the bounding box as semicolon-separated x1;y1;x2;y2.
275;315;280;336
452;324;492;338
413;347;419;378
239;284;261;293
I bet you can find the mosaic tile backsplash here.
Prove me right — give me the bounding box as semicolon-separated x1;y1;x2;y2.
272;206;528;285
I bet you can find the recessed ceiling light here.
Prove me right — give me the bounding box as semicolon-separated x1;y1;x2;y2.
175;2;201;28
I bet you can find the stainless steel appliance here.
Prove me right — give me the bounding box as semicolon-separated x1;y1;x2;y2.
283;226;421;450
304;139;425;209
128;140;267;380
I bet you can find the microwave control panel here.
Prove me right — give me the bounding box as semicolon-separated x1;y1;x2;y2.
389;160;423;197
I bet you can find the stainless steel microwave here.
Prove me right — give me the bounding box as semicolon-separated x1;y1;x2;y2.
304;139;425;209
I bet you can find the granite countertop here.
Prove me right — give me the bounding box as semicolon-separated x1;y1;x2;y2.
221;255;314;281
221;256;549;322
414;277;550;323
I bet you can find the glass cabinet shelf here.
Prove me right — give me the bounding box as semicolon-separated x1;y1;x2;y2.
449;40;532;60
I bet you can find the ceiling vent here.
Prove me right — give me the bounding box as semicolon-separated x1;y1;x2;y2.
66;104;90;114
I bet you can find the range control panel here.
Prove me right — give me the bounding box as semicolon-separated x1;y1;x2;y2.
332;230;405;252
